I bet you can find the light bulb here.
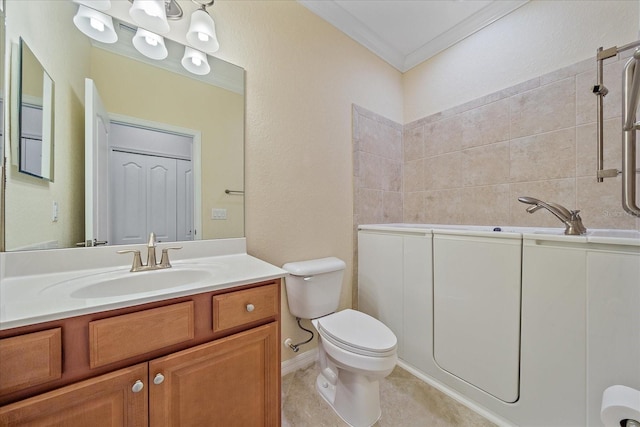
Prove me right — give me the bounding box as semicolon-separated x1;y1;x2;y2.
191;56;202;66
145;35;158;46
90;17;105;32
197;32;209;42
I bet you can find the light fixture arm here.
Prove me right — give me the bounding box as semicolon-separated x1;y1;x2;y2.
192;0;215;10
127;0;183;20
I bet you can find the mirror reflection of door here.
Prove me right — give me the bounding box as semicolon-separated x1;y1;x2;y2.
85;79;195;246
85;78;110;247
109;123;194;245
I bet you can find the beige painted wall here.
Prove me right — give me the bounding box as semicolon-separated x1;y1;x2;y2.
210;0;404;360
404;0;640;122
4;0;87;250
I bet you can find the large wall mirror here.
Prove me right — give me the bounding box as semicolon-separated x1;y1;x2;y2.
1;0;245;251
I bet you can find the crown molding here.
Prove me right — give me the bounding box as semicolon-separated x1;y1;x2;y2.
298;0;529;73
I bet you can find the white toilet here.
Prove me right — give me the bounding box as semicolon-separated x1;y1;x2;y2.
283;257;397;427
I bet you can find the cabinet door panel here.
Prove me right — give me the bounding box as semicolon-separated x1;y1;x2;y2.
0;363;147;426
0;328;61;396
150;322;279;427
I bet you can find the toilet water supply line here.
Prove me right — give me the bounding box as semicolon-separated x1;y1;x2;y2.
285;318;315;353
593;40;640;217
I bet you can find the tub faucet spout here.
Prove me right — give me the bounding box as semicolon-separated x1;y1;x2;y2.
518;196;587;235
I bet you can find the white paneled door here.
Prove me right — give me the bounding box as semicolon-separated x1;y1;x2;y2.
110;151;188;246
84;78;111;247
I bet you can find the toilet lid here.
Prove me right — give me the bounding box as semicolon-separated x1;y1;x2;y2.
316;309;397;356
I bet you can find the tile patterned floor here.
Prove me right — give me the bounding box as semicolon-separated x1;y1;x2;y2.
281;363;496;426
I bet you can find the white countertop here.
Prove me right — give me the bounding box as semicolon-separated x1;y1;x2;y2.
0;239;287;330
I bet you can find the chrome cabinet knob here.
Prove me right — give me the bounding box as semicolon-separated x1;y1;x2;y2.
132;380;144;393
246;304;255;312
153;373;165;385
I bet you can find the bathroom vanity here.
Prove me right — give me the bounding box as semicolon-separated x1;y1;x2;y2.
0;239;285;426
358;224;640;426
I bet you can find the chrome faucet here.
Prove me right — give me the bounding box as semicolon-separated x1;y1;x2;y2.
117;232;182;272
518;196;587;235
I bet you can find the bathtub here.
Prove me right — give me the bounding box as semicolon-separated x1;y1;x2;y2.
357;224;640;426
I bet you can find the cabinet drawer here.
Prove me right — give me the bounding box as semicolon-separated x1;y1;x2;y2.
89;301;194;368
213;284;278;332
0;328;62;395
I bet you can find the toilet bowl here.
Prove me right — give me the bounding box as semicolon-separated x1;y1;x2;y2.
313;309;397;426
282;257;398;427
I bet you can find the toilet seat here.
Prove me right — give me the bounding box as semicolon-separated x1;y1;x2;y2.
314;309;397;357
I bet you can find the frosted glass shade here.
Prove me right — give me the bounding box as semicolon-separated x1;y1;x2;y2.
73;5;118;44
186;9;219;53
129;0;170;34
181;47;210;75
72;0;111;11
132;28;168;60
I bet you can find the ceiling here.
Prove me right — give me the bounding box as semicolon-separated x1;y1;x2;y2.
298;0;529;72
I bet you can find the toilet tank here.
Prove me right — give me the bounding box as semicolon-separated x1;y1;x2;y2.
282;257;346;319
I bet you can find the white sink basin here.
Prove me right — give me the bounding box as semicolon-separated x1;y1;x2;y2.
42;266;214;299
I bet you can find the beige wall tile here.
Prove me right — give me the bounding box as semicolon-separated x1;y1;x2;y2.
381;158;403;192
357;56;638;233
510;128;576;182
424;152;462;190
462;141;510;187
510;78;576;138
404;158;425;192
355;188;383;224
460;99;510;149
459;185;511;225
404;125;424;162
424;115;463;157
383;191;403;223
404;191;426;223
424;189;463;224
358;114;403;161
357;151;383;190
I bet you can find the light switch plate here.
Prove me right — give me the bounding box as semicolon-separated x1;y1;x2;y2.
212;208;227;220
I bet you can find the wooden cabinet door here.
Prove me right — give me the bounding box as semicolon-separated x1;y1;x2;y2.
149;322;279;427
0;363;148;426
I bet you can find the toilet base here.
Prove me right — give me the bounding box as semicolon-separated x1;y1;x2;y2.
315;369;382;427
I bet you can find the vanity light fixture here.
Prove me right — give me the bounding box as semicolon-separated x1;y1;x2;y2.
129;0;171;34
73;0;216;76
186;0;219;54
181;46;211;75
72;4;118;44
132;28;168;60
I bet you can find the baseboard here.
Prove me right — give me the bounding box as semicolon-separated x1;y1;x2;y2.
281;348;318;376
396;360;514;427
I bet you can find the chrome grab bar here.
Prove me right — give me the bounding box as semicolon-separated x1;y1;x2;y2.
593;40;640;217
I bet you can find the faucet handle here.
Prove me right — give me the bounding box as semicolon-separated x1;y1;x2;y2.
148;232;157;248
117;249;144;272
158;247;182;268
